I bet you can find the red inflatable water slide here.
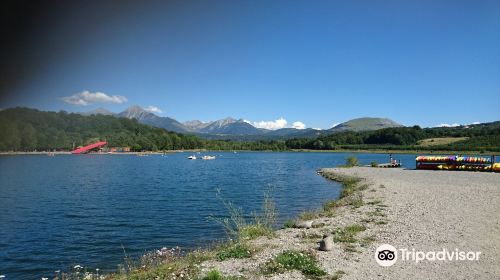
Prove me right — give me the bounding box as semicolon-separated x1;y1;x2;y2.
71;141;107;154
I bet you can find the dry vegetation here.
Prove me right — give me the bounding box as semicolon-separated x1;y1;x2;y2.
416;137;469;147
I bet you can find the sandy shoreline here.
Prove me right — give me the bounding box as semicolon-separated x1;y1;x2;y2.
202;167;500;279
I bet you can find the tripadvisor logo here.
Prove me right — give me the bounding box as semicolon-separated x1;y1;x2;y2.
375;244;397;266
375;244;481;266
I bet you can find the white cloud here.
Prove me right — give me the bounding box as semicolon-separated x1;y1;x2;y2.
249;117;307;130
145;106;162;114
292;121;306;130
436;121;483;127
436;123;461;127
61;90;127;106
252;117;288;130
331;122;340;128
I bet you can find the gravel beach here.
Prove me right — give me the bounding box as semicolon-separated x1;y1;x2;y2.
202;167;500;279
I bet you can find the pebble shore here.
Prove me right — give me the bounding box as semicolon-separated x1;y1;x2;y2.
202;167;500;279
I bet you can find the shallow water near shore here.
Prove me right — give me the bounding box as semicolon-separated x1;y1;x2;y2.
0;152;417;279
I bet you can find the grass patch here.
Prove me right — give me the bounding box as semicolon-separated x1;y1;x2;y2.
204;269;224;280
333;224;366;243
323;199;341;212
335;177;363;199
368;208;386;217
344;244;359;253
360;217;376;224
320;171;367;211
357;184;369;191
283;219;295;229
209;188;277;241
331;270;346;280
111;252;202;280
216;243;252;261
298;210;321;220
366;200;382;205
203;269;246;280
347;194;364;208
262;250;326;278
239;224;274;240
345;224;366;234
298;231;324;242
360;235;377;247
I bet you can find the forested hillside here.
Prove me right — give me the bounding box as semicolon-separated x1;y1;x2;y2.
0;108;498;152
0;108;288;151
286;124;500;152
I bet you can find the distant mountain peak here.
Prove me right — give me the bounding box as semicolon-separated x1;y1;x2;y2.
116;106;189;133
184;120;205;125
331;117;403;132
122;105;147;113
218;116;236;123
81;107;114;116
184;120;210;130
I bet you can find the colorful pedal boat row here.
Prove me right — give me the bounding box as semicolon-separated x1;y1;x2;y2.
416;163;500;172
416;155;492;164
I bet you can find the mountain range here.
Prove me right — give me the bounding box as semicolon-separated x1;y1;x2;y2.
81;106;404;139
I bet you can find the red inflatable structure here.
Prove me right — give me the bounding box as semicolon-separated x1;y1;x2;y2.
72;141;107;154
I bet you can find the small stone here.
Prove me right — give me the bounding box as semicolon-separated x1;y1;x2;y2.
312;221;325;228
318;234;334;251
295;220;313;228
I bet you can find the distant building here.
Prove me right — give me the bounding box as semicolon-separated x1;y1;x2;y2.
103;147;131;152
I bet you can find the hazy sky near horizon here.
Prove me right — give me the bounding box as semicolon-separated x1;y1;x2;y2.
1;0;499;129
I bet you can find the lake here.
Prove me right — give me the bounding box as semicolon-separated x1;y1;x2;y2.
0;152;417;279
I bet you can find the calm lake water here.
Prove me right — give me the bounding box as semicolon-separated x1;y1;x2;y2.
0;152;417;279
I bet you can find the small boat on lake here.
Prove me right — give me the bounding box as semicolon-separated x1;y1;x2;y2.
202;155;216;160
188;155;197;160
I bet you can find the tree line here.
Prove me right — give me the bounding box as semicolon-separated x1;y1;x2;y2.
0;108;288;151
0;108;498;152
285;124;500;152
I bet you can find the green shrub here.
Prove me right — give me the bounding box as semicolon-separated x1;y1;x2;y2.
239;224;274;240
210;188;277;241
370;161;378;167
345;156;359;167
262;250;326;277
283;219;295;228
203;269;224;280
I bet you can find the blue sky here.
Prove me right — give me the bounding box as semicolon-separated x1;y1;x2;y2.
2;0;500;129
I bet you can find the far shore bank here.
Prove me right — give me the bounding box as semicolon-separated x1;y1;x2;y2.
1;149;498;156
0;150;206;156
291;148;500;155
